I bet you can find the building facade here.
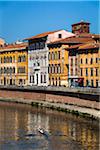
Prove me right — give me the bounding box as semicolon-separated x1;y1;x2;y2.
67;42;100;88
78;43;100;87
48;33;97;87
26;30;75;86
48;42;69;87
0;43;28;86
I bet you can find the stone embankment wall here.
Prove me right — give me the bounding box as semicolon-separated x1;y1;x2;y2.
0;86;99;110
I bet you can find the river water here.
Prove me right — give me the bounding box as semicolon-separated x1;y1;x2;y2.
0;102;99;150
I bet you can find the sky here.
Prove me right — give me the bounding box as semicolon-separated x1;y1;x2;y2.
0;1;99;43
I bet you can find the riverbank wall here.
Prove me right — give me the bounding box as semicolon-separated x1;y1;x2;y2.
0;86;99;119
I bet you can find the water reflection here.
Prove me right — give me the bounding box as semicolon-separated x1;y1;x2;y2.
0;102;99;150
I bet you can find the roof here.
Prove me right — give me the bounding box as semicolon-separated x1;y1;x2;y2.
72;21;90;26
65;42;100;51
25;30;62;40
78;42;100;50
0;42;28;52
48;36;94;45
77;33;100;38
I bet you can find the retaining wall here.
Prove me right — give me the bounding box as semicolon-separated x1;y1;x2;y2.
0;86;99;110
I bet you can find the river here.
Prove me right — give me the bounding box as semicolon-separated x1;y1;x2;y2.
0;102;99;150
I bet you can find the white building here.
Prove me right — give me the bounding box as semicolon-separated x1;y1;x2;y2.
26;30;75;86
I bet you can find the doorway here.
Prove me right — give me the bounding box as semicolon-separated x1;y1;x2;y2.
10;79;12;85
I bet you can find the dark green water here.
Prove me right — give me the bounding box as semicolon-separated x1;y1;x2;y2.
0;102;99;150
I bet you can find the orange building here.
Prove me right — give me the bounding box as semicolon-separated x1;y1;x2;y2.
67;39;100;87
48;41;69;86
0;42;28;86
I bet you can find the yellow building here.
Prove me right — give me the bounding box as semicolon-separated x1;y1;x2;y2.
0;42;28;86
48;41;69;87
78;42;100;87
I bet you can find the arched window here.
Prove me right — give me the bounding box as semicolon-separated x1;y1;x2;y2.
86;58;88;64
4;57;6;63
23;55;26;62
1;68;3;74
58;64;61;73
13;56;15;62
7;67;9;74
10;67;12;74
6;57;9;63
10;57;12;63
90;58;93;64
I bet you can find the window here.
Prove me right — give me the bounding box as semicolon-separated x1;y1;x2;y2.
52;52;54;60
86;80;89;86
18;67;25;74
32;76;34;83
96;58;98;63
59;77;61;86
96;80;98;87
75;68;77;75
91;68;93;76
23;55;26;62
52;65;54;73
86;58;88;64
53;65;55;73
80;58;82;64
13;79;15;85
58;64;61;73
91;80;94;87
75;58;77;65
71;68;73;76
55;65;57;74
90;58;93;64
86;68;88;76
13;56;15;63
48;65;50;73
9;57;12;63
48;52;50;60
58;51;60;59
1;58;3;63
30;76;31;83
96;68;98;76
9;67;12;74
36;43;39;49
71;58;73;66
58;34;62;38
18;56;21;62
44;74;46;83
4;57;6;63
80;68;83;76
13;67;15;74
41;74;43;83
55;52;57;60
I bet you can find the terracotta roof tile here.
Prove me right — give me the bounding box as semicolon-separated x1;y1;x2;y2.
0;42;28;52
48;36;94;45
76;33;100;38
78;42;100;50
